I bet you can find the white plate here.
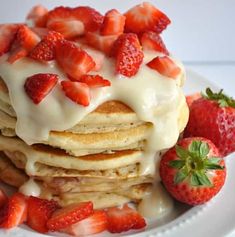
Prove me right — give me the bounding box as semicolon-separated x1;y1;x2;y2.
0;69;235;237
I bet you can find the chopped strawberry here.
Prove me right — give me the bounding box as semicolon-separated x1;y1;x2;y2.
26;5;48;27
186;92;201;108
106;204;146;233
147;56;181;79
47;201;93;231
47;6;103;37
30;31;64;61
82;47;105;71
55;40;95;79
47;7;84;38
8;25;40;63
0;189;8;209
85;32;118;55
24;73;59;104
16;25;40;51
63;210;107;236
31;27;49;39
0;193;28;229
0;24;19;56
124;2;171;34
113;33;144;77
27;196;59;233
100;9;126;36
79;75;111;88
61;81;90;106
141;31;169;55
7;47;28;64
48;20;84;39
72;6;104;32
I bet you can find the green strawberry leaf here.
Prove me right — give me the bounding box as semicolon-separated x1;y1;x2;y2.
203;87;235;108
199;142;209;158
189;140;201;154
174;167;188;184
195;171;212;186
169;160;185;169
205;163;224;170
176;145;189;159
191;173;200;186
208;157;221;164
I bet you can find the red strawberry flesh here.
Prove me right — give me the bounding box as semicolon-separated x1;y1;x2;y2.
24;73;58;104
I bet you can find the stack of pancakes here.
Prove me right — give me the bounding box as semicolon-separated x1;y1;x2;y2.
0;77;188;208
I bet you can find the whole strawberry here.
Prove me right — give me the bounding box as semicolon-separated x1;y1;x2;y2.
160;137;226;205
184;88;235;156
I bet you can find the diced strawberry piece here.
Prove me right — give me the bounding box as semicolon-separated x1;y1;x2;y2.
31;27;50;39
186;92;202;108
7;25;40;63
30;31;64;61
61;81;90;106
124;2;171;34
85;32;118;55
17;25;40;51
63;210;107;236
55;40;95;79
0;193;28;229
79;75;111;88
141;31;169;55
113;33;144;77
24;73;59;104
100;9;126;36
72;6;104;32
0;24;19;56
26;5;48;27
0;189;8;209
47;201;93;231
48;20;84;39
82;47;105;71
7;47;28;64
106;204;146;233
147;56;181;79
27;196;59;233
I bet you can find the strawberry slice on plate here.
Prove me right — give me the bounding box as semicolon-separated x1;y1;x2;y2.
147;56;181;79
26;5;48;27
0;24;19;56
27;196;59;233
55;40;95;79
106;204;146;233
47;201;93;231
63;210;107;236
141;31;169;55
124;2;171;34
24;73;59;104
30;31;64;61
113;33;144;77
86;32;118;55
100;9;126;36
61;81;90;106
160;137;226;205
0;193;28;229
79;75;111;88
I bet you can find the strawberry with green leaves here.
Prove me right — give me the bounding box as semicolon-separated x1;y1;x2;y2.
184;88;235;156
160;137;226;205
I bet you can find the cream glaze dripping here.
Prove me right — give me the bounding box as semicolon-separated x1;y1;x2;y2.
0;50;185;216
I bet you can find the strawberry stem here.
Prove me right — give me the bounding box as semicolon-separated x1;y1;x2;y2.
169;140;224;186
202;88;235;108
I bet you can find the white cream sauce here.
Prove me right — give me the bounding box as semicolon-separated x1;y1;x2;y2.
0;49;186;217
19;178;41;197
